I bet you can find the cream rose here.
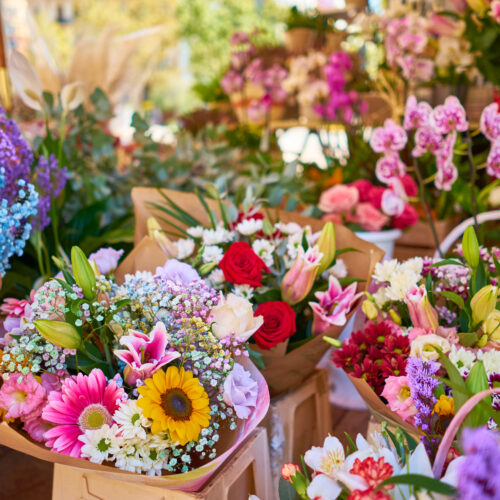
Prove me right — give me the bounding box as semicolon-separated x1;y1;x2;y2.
410;334;451;361
210;294;263;341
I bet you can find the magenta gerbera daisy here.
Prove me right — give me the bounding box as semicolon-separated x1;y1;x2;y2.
42;369;124;457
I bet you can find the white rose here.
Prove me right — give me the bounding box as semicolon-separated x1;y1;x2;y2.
210;294;263;341
410;334;451;361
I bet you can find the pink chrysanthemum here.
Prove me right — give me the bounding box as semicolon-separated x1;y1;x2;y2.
0;373;46;419
42;369;124;457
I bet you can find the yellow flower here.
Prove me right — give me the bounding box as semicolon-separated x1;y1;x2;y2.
433;395;454;416
137;366;210;445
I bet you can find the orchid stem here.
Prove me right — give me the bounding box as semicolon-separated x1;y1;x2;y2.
412;158;443;257
464;131;479;234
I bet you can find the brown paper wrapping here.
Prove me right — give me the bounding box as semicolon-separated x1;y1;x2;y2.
348;375;421;438
131;188;384;396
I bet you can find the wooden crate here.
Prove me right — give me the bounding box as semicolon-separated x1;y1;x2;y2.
263;369;331;492
52;428;273;500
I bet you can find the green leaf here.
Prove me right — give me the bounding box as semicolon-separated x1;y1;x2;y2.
377;474;456;495
437;291;465;309
457;331;479;347
278;477;299;500
438;350;469;412
344;433;357;453
430;259;464;268
465;361;491;427
247;346;266;370
196;190;217;229
335;247;361;256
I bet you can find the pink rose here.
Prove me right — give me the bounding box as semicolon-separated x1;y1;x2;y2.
381;376;417;422
353;203;389;232
408;327;429;342
352;179;373;202
318;185;359;214
367;186;385;209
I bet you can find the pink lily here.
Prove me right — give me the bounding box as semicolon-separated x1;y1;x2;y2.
281;246;323;305
114;322;180;386
309;277;361;334
405;285;439;332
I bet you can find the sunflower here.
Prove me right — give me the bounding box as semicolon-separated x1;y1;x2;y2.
137;366;211;445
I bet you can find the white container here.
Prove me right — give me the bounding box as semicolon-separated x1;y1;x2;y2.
355;228;402;261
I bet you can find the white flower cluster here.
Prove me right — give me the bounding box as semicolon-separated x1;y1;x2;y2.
79;400;170;476
372;257;423;304
448;345;500;378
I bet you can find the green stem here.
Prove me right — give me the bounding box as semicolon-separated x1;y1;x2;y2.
464;131;479;234
412;158;443;257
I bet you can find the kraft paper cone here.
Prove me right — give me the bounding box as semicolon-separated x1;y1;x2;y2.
0;357;269;492
131;188;384;396
348;375;421;438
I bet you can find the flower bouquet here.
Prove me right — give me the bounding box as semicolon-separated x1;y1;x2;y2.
332;227;500;448
130;187;384;396
0;246;269;490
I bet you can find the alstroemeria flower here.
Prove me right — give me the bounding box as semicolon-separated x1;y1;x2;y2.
114;322;180;386
309;276;361;334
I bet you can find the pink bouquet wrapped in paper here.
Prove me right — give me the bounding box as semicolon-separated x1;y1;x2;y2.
0;246;269;491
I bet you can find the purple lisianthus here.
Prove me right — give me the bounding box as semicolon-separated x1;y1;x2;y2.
223;362;258;419
155;259;200;286
88;247;124;275
458;427;500;499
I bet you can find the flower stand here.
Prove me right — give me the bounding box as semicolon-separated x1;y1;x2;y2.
262;369;331;492
51;428;273;500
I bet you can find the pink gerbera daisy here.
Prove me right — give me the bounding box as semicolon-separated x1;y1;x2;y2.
42;369;124;457
0;373;46;419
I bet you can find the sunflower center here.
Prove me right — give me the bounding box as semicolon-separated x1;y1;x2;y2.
78;404;113;431
161;388;193;421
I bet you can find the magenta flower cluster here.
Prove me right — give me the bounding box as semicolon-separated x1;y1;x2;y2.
480;103;500;178
314;52;366;124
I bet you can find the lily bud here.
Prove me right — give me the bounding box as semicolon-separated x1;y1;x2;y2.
362;299;378;321
483;310;500;341
281;463;300;482
316;222;336;275
71;246;96;300
462;226;479;269
199;261;218;275
389;309;402;325
281;246;322;305
35;320;82;349
60;82;86;112
323;336;342;348
471;285;498;325
147;217;178;258
404;285;438;331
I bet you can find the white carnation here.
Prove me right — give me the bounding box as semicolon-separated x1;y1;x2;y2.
202;245;224;263
207;268;225;285
252;239;275;267
236;218;263;236
373;260;400;283
202;226;235;245
187;226;204;238
174;238;195;259
275;222;303;234
400;257;424;277
233;284;255;300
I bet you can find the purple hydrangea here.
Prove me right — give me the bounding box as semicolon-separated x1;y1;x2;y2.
458;427;500;499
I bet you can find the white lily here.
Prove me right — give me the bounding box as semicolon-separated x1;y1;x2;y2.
9;50;43;111
60;81;86;112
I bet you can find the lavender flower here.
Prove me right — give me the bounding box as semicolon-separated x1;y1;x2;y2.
406;356;440;433
32;154;67;230
458;427;500;499
155;259;201;286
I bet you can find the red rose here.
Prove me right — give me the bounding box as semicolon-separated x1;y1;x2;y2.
400;174;418;197
391;204;419;229
352;179;373;202
219;241;269;287
253;301;296;350
366;186;385;209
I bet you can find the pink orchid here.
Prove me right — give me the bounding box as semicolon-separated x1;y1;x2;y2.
309;277;361;334
400;56;434;82
487;140;500;178
381;180;406;217
375;153;407;184
221;70;244;94
491;0;500;23
435;158;458;191
114;322;180;386
431;96;468;134
403;96;432;130
428;14;464;36
480;103;500;142
412;126;443;157
369;119;407;153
